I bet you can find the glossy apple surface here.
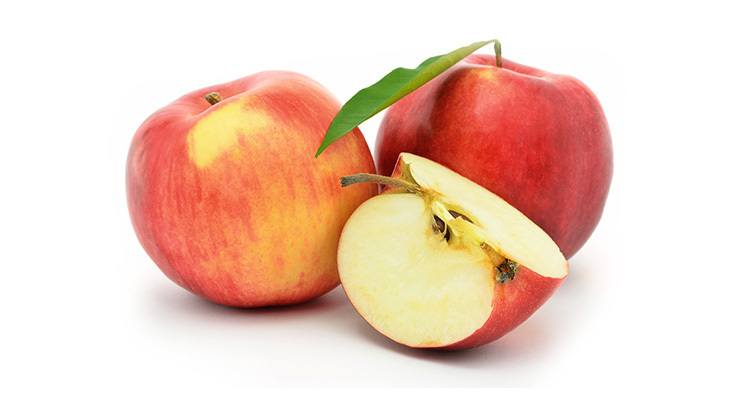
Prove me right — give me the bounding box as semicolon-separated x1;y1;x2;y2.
376;55;612;258
127;71;376;307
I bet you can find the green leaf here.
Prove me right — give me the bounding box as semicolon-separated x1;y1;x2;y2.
315;39;500;157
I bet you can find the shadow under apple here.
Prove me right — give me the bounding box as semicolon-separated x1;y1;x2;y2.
141;281;352;329
138;254;598;370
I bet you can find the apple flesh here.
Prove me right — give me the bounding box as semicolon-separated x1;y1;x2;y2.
338;153;567;349
375;55;613;258
127;71;377;307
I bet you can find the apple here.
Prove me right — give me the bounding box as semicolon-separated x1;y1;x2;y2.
338;153;567;349
375;54;612;258
127;71;377;307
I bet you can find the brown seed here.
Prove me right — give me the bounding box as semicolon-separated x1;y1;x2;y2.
448;210;473;224
433;215;446;234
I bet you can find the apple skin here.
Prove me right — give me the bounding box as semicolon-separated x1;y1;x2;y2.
376;55;612;258
444;267;564;350
127;71;376;307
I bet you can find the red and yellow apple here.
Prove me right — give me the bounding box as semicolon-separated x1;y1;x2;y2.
127;71;376;307
376;55;612;258
338;153;567;349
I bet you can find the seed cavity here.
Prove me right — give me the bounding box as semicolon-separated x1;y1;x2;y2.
432;215;452;242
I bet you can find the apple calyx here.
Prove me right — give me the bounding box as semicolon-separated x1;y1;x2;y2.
340;170;518;284
204;92;222;105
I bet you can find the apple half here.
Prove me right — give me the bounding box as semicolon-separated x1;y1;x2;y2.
338;153;568;349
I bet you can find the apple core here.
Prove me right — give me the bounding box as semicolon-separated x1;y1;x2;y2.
341;157;545;287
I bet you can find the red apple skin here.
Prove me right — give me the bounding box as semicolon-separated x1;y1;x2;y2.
127;71;376;307
376;55;613;258
444;267;565;350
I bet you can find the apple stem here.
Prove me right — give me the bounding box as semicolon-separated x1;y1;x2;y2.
204;92;222;105
340;173;421;193
493;40;502;68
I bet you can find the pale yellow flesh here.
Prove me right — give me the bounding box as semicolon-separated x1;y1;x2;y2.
338;154;567;347
338;194;496;347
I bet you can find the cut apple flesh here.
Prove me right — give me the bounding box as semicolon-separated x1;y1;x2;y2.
338;153;567;348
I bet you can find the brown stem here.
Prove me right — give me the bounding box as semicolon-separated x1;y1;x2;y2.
204;92;222;105
494;40;502;68
340;173;421;193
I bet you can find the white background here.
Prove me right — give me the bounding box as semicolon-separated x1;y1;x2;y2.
1;0;748;390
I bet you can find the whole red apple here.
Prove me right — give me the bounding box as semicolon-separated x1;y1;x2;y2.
127;71;376;307
375;55;612;258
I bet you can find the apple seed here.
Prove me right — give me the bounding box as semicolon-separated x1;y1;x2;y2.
432;215;446;234
448;210;474;224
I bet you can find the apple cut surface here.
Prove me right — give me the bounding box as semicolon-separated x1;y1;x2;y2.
338;153;567;348
339;193;497;346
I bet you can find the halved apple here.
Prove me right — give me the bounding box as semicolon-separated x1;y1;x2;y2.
338;153;568;349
